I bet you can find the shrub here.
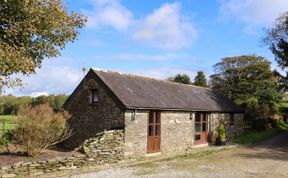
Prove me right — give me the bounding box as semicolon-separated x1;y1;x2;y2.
218;124;226;140
278;119;288;130
12;104;71;157
0;132;12;152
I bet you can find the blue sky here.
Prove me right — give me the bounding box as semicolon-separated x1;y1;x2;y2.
5;0;288;96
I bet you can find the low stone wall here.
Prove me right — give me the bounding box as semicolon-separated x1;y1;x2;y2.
0;130;124;177
77;129;124;163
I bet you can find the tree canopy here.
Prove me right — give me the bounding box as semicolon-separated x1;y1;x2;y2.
210;55;282;120
0;94;68;115
194;71;207;87
0;0;86;88
263;12;288;89
167;74;192;84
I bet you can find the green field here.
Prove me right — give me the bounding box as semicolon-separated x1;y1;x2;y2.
0;115;17;123
0;115;17;136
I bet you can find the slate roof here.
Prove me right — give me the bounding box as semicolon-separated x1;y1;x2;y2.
93;69;244;112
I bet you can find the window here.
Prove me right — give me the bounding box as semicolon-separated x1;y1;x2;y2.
148;111;161;136
195;112;201;132
230;113;234;126
91;89;99;103
195;134;201;140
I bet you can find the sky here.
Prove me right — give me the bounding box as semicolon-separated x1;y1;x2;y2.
4;0;288;97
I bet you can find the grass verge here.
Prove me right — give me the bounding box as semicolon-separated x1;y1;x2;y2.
233;128;280;145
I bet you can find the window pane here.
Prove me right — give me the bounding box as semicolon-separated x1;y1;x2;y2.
148;125;154;136
156;112;161;124
92;89;99;103
156;125;161;136
149;112;154;124
195;134;201;140
195;123;201;132
202;122;207;131
195;112;201;122
203;113;206;121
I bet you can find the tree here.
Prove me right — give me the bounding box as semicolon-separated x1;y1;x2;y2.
0;0;87;88
263;12;288;89
194;71;208;87
167;74;192;84
210;55;282;121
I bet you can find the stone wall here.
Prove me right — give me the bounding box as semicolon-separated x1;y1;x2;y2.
123;111;244;157
77;130;124;163
124;111;148;157
210;113;244;143
124;111;195;157
63;71;125;149
161;112;194;153
0;130;125;177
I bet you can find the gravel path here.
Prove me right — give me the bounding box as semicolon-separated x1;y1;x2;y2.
68;133;288;178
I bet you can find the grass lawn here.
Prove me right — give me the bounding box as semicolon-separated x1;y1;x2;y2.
233;128;281;145
0;115;17;136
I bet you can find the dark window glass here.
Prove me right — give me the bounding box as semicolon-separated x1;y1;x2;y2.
149;112;154;124
195;112;201;122
156;125;161;136
148;125;154;136
156;112;161;124
230;113;234;126
195;123;201;132
91;89;99;103
195;135;201;140
202;122;206;131
203;113;206;122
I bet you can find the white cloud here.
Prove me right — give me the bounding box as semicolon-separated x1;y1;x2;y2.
29;92;49;97
86;0;133;31
219;0;288;27
4;62;83;96
132;3;197;50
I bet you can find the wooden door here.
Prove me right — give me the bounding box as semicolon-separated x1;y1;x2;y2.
194;112;209;145
147;111;161;153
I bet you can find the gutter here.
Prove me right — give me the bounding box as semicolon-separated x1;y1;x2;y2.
125;106;245;113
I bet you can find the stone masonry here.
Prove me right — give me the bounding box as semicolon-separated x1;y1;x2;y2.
123;111;244;157
0;130;125;177
63;72;125;149
161;112;194;153
77;130;124;163
124;111;148;157
210;113;244;143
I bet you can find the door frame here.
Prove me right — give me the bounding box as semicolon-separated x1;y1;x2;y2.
147;111;161;153
194;112;211;145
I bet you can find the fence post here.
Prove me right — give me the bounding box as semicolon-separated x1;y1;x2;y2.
2;122;4;133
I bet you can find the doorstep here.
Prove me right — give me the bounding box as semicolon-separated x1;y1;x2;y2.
145;152;162;157
192;143;209;148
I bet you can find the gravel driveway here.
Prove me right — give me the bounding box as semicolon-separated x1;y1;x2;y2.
67;133;288;178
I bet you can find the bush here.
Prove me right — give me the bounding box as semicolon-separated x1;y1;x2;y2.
12;104;71;157
218;124;226;140
278;119;288;130
0;131;13;152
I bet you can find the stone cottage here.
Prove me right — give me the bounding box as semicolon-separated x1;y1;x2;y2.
63;69;244;156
